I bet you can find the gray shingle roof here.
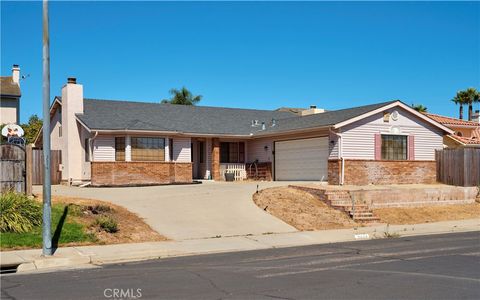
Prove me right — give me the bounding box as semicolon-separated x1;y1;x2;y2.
0;77;21;97
76;99;296;135
73;98;397;136
255;101;397;135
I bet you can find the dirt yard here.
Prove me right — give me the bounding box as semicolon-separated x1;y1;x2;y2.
36;194;167;245
253;187;357;230
373;203;480;225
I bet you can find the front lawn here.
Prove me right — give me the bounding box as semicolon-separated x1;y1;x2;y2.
1;195;167;251
1;203;94;249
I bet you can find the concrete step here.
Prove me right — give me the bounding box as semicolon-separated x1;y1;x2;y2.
354;216;381;221
330;201;367;206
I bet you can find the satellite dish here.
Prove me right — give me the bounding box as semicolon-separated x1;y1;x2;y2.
1;124;25;137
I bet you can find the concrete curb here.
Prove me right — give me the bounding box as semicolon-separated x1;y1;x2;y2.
2;219;479;274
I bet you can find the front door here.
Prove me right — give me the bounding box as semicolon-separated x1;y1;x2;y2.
192;140;206;179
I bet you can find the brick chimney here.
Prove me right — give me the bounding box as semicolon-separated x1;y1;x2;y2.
61;77;84;182
12;64;20;86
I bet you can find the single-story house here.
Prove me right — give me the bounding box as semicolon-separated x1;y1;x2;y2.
424;113;480;148
35;78;454;186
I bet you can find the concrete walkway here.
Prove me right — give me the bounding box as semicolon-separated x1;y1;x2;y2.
33;181;306;240
2;219;478;274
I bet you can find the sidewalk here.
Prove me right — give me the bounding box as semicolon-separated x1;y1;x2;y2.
2;218;479;274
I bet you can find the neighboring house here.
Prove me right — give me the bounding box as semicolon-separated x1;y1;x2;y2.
425;113;480;148
36;77;454;186
0;65;21;125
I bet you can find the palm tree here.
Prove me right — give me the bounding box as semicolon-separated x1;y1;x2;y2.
452;91;466;120
463;87;480;121
412;104;428;113
161;87;202;105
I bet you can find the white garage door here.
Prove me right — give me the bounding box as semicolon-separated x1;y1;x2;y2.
275;137;329;181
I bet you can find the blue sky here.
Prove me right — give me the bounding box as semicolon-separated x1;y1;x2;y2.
1;1;479;123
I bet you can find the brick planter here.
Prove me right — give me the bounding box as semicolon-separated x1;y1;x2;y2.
91;162;192;186
328;159;436;185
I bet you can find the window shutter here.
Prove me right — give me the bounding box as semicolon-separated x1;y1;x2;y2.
374;133;381;160
408;135;415;160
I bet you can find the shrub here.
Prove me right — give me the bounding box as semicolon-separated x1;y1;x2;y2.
87;204;113;215
95;216;118;233
0;192;42;233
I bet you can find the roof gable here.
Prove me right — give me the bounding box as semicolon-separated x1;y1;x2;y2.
333;101;454;134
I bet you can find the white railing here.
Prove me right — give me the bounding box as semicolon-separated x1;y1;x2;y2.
220;163;247;181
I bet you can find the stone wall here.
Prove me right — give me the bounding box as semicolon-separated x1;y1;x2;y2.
328;159;436;185
91;162;192;186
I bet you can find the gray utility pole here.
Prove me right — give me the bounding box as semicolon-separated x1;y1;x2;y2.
42;0;52;256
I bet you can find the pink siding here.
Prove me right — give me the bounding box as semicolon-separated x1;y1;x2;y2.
172;137;191;162
93;136;115;161
328;131;339;159
408;135;415;160
341;107;443;161
247;137;275;163
374;133;381;160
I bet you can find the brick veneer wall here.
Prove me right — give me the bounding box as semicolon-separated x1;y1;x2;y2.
246;162;272;181
212;138;221;181
328;159;436;185
91;162;192;186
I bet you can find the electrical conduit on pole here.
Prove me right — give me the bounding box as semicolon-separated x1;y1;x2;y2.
42;0;52;256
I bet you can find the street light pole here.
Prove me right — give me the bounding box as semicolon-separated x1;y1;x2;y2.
42;0;52;256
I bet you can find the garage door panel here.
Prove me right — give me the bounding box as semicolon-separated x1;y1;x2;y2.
275;137;328;181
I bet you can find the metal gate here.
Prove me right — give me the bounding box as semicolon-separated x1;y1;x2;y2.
0;144;26;193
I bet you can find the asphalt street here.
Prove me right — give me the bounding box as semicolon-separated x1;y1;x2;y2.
1;231;479;300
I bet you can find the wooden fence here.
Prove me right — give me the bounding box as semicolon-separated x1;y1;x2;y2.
436;148;480;187
0;144;28;194
31;149;62;185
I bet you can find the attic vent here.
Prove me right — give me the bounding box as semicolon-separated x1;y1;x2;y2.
251;120;260;127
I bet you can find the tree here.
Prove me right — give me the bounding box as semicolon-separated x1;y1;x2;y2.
452;92;466;120
412;104;428;113
21;114;43;144
161;87;202;105
463;88;480;121
452;88;480;121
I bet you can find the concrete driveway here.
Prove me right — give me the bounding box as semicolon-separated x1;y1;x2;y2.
35;182;302;240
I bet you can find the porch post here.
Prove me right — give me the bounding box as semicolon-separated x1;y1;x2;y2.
125;135;131;161
165;137;170;162
212;138;221;180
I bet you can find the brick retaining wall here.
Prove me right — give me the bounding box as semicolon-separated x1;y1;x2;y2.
328;159;436;185
91;162;192;186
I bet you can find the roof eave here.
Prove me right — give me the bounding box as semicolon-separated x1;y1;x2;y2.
85;128;253;138
0;93;21;97
251;125;332;138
